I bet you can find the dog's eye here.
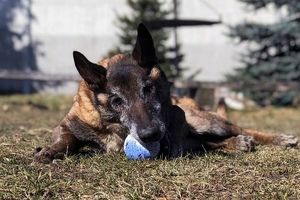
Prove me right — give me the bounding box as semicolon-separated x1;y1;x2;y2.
110;96;124;109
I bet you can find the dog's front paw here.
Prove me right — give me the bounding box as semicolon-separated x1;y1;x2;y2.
34;147;55;164
235;135;255;152
273;134;298;148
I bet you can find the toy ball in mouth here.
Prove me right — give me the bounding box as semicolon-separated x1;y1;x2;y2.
124;134;160;160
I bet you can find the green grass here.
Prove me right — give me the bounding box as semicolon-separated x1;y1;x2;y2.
0;95;299;199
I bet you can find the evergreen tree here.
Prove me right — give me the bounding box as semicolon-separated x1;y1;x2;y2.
227;0;300;106
109;0;182;78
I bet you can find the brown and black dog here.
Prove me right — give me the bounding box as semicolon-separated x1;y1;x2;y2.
34;24;298;163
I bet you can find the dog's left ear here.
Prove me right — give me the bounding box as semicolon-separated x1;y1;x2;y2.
132;23;158;70
73;51;107;91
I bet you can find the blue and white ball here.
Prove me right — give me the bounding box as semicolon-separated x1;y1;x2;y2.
123;134;160;160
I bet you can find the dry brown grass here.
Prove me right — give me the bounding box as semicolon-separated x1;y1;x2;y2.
0;95;299;199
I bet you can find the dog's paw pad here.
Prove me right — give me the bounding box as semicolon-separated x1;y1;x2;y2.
274;134;298;148
235;135;255;152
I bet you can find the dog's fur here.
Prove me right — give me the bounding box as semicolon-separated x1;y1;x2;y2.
34;24;298;163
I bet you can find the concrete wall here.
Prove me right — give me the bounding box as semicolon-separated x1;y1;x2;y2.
0;0;281;94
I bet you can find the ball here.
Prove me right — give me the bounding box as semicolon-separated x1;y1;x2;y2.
123;134;160;160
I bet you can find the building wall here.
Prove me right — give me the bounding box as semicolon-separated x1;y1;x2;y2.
0;0;281;94
31;0;128;93
177;0;280;81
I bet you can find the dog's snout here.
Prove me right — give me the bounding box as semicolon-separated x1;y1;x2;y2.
139;127;161;143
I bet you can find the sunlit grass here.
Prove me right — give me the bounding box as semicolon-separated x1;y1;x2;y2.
0;95;299;199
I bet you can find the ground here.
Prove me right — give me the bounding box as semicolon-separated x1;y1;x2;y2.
0;95;299;199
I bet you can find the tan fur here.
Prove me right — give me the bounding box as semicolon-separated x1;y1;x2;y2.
71;81;102;128
98;54;126;69
216;98;228;120
149;67;161;80
97;93;108;105
172;96;203;111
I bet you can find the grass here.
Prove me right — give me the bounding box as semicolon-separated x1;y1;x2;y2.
0;94;299;199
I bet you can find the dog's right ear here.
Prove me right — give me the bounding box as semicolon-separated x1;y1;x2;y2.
73;51;107;90
132;23;158;70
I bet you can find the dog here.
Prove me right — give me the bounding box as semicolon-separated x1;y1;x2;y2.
34;23;298;163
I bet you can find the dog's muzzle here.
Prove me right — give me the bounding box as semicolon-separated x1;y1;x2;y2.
138;121;165;143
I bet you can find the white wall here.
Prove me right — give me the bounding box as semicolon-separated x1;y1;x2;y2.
177;0;279;81
28;0;280;93
31;0;129;93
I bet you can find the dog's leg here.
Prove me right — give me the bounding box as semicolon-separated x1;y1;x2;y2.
241;128;298;147
203;125;298;150
105;123;127;153
183;129;255;153
208;135;255;152
167;105;189;157
34;125;79;163
182;106;298;151
218;128;298;149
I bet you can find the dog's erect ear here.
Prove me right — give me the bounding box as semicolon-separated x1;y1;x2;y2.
73;51;107;90
132;23;158;69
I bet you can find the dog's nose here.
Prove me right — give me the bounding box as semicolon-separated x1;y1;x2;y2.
139;127;161;143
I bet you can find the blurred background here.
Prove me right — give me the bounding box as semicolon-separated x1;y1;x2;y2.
0;0;299;109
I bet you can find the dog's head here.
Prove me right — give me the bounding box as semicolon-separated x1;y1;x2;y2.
73;24;171;143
